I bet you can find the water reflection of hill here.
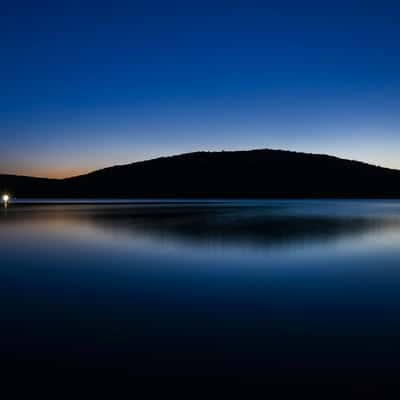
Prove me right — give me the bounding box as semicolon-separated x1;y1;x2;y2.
2;203;397;248
88;207;396;247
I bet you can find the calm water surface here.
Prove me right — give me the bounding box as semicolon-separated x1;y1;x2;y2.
2;199;400;375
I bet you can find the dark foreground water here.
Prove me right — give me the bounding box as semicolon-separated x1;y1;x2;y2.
2;199;400;384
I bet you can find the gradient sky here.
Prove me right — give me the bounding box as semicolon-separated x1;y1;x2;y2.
2;0;400;178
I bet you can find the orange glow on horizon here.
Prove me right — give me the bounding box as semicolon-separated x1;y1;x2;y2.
2;166;95;180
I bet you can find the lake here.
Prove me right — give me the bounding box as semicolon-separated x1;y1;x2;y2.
2;199;400;382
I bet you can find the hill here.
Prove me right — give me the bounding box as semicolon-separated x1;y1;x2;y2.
2;149;400;198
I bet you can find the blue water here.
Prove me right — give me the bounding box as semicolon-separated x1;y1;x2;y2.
2;199;400;375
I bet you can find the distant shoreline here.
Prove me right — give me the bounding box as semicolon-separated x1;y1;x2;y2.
5;198;400;205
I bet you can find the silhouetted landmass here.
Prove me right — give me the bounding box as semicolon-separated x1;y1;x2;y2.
2;148;400;198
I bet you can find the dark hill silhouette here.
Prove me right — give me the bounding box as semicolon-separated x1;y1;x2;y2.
2;149;400;198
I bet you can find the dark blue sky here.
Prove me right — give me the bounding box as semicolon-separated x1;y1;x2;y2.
2;0;400;177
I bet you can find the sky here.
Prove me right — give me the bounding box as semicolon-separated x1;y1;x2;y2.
1;0;400;178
